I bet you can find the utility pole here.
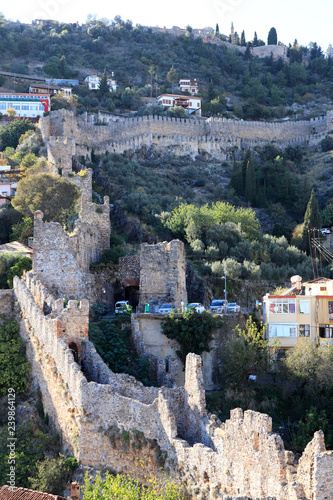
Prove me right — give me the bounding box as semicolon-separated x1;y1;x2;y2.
223;261;227;312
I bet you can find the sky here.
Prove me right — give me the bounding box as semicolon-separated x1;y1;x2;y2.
1;0;333;52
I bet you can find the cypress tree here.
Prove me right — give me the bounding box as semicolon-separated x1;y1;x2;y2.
241;30;246;46
99;68;109;96
230;162;244;196
267;27;278;45
244;159;256;204
301;189;322;253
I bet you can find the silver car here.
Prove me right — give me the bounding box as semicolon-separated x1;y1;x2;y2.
209;299;226;314
187;303;205;313
157;303;174;314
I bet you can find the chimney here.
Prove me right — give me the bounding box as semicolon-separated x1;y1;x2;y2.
68;482;80;499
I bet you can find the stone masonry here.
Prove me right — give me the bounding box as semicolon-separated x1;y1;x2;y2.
138;240;188;311
9;108;333;499
12;270;333;499
39;109;333;163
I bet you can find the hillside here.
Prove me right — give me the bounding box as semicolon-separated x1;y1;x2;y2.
0;16;332;120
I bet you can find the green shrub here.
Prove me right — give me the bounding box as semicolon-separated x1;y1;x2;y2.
29;454;78;495
162;310;222;364
0;316;31;395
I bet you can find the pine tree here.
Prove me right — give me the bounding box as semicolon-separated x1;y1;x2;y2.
167;66;178;92
301;189;322;253
99;68;109;96
244;159;256;204
267;27;278;45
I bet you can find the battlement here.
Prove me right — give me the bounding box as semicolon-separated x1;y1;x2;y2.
14;269;333;498
41;109;333;165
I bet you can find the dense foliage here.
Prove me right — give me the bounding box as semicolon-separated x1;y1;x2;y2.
207;334;333;452
29;455;79;495
89;306;151;385
12;173;81;225
0;316;31;394
0;15;332;118
162;310;222;363
83;470;187;500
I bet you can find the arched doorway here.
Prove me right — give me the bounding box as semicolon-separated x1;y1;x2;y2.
68;342;79;363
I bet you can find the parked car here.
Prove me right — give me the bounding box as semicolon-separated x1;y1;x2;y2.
321;228;331;235
115;300;131;314
227;302;241;313
157;303;174;314
209;299;226;314
187;302;205;313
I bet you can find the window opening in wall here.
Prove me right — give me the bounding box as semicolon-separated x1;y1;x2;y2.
165;358;169;373
269;298;295;314
299;324;310;337
299;300;310;314
319;325;333;338
69;342;79;363
328;301;333;321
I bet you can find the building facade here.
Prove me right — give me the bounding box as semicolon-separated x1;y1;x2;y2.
157;94;202;115
263;276;333;352
0;93;50;117
179;78;199;94
29;83;72;98
84;73;117;91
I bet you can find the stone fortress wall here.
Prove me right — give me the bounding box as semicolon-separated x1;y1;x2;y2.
39;109;333;163
5;109;331;498
12;271;333;499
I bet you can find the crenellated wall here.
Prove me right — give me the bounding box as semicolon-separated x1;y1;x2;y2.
39;109;333;164
13;272;333;499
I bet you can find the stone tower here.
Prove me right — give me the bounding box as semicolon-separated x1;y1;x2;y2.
139;240;187;312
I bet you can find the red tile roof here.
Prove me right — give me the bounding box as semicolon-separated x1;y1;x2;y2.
0;486;67;500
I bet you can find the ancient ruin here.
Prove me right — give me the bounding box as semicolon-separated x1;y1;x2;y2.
1;109;333;498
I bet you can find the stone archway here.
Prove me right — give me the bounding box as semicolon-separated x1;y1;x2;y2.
68;341;79;363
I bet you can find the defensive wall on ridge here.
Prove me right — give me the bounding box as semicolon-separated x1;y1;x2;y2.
12;272;333;499
39;109;333;163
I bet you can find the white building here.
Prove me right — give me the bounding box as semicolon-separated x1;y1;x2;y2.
0;165;17;198
157;94;202;116
179;78;199;95
84;73;118;92
0;93;50;117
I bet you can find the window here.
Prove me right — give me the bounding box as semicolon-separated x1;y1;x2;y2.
197;102;200;107
319;325;333;338
269;323;297;337
30;105;38;110
269;298;296;314
0;103;6;110
299;324;310;337
329;302;333;321
22;105;29;110
320;286;327;292
299;300;310;314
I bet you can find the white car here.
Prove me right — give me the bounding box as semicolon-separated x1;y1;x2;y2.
209;299;226;313
115;301;130;314
157;303;174;314
321;228;331;235
227;302;241;313
187;303;205;313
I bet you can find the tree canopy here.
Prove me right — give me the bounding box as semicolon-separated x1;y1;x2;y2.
12;173;80;225
268;27;278;45
0;120;35;150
